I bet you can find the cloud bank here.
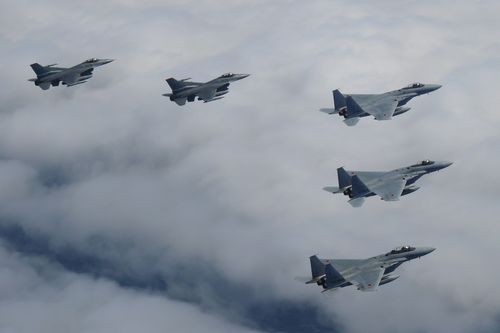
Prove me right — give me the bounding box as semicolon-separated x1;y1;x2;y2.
0;0;499;332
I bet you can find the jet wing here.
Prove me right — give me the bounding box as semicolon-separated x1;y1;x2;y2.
350;171;387;181
348;94;379;104
351;172;406;201
362;97;399;120
61;72;80;85
349;267;384;291
369;178;406;201
198;88;217;101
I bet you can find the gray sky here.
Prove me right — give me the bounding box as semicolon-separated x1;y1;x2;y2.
0;0;499;332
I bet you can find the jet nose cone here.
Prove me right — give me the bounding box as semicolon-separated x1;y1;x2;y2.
424;247;436;255
439;161;453;169
235;74;250;80
416;247;436;258
103;59;114;64
428;84;442;92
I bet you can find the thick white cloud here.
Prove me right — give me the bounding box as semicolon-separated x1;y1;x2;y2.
0;0;499;332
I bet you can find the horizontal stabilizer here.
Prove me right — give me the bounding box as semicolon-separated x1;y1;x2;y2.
174;97;187;106
323;186;342;194
162;93;173;97
66;81;87;87
321;287;340;293
319;108;338;115
203;96;224;103
343;117;359;126
294;276;315;284
348;197;365;207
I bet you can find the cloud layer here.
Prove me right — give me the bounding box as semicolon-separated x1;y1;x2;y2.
0;1;499;332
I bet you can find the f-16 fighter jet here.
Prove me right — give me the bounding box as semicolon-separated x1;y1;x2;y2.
320;83;441;126
163;73;250;105
304;246;435;292
29;58;114;90
324;160;452;207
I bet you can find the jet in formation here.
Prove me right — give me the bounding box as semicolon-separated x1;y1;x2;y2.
320;83;442;126
29;58;114;90
163;73;250;105
324;160;452;207
305;246;435;292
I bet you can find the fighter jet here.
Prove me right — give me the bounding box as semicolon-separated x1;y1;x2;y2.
320;83;442;126
163;73;250;105
305;246;435;292
28;58;114;90
324;160;452;207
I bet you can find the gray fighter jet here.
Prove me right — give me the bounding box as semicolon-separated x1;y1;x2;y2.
320;83;441;126
305;246;435;292
324;160;452;207
163;73;250;105
29;58;114;90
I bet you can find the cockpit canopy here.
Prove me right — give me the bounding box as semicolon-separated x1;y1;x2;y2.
411;160;434;167
84;58;98;63
221;73;233;78
404;82;424;89
387;246;415;255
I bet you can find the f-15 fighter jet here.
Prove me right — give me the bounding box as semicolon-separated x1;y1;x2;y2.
320;83;441;126
29;58;114;90
324;160;452;207
163;73;249;105
305;246;435;292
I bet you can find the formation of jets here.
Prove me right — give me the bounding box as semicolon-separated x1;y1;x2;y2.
28;57;449;294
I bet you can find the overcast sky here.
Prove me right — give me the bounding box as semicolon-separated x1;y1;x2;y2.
0;1;499;332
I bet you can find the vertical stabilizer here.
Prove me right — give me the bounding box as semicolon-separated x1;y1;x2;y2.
166;78;184;91
324;264;346;289
309;255;325;279
30;63;48;76
333;89;346;111
337;167;351;189
351;175;371;197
